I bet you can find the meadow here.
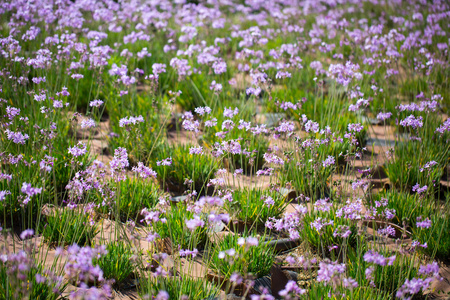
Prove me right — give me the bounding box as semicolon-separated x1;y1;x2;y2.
0;0;449;299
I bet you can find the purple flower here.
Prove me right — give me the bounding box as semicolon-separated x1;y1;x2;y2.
155;291;169;300
230;273;243;284
132;162;157;179
119;115;144;128
420;161;438;172
317;260;346;286
278;280;306;298
185;216;205;231
399;115;423;129
212;60;227;74
311;218;333;234
322;156;335;168
110;147;129;180
194;106;212;116
363;250;396;266
6;106;20;119
412;184;427;195
179;248;198;258
80;118;96;129
348;123;364;132
157;157;172;166
435;118;450;135
20;229;34;240
263;153;284;165
223;107;239;118
0;190;11;202
21;182;42;198
378;225;396;237
377;112;392;121
416;217;432;229
333;225;351;238
5;129;29;144
89;100;104;107
256;168;274;176
343;277;358;289
210;80;222;92
68;142;87;157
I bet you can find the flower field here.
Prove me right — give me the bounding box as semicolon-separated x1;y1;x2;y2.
0;0;449;299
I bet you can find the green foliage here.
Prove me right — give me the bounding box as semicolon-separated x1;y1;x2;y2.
93;241;137;288
153;203;208;251
95;178;161;222
139;274;220;300
0;254;65;300
209;234;275;279
301;209;357;254
41;207;99;246
151;143;218;195
367;190;435;229
413;203;450;262
346;249;419;297
227;188;289;228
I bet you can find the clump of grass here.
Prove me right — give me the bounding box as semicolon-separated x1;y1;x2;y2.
226;188;289;228
95;178;161;222
41;207;98;246
139;274;221;300
0;238;66;300
279;145;336;199
209;233;275;279
413;201;450;262
152;203;209;251
93;241;137;288
346;248;420;297
151;143;218;195
367;190;435;229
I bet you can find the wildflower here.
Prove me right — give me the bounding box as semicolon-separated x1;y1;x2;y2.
311;218;334;234
343;277;358;289
230;273;243;285
278;280;306;298
416;217;432;229
400;115;423;129
68;142;87;157
333;225;352;238
21;182;42;205
71;74;84;80
132;162;157;179
317;260;346;286
5;129;29;144
263;153;284;165
185;216;205;231
412;183;427;195
363;250;396;266
189;146;203;155
179;249;198;258
89;100;104;107
420;161;438;172
119;115;144;127
264;196;275;206
20;229;34;240
322;156;335;168
80;118;96;129
377;112;392;121
210;80;222;92
223;107;239;118
6;106;20;119
110;147;129;181
378;225;396;237
0;190;11;201
194;106;212;116
157;157;172;166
